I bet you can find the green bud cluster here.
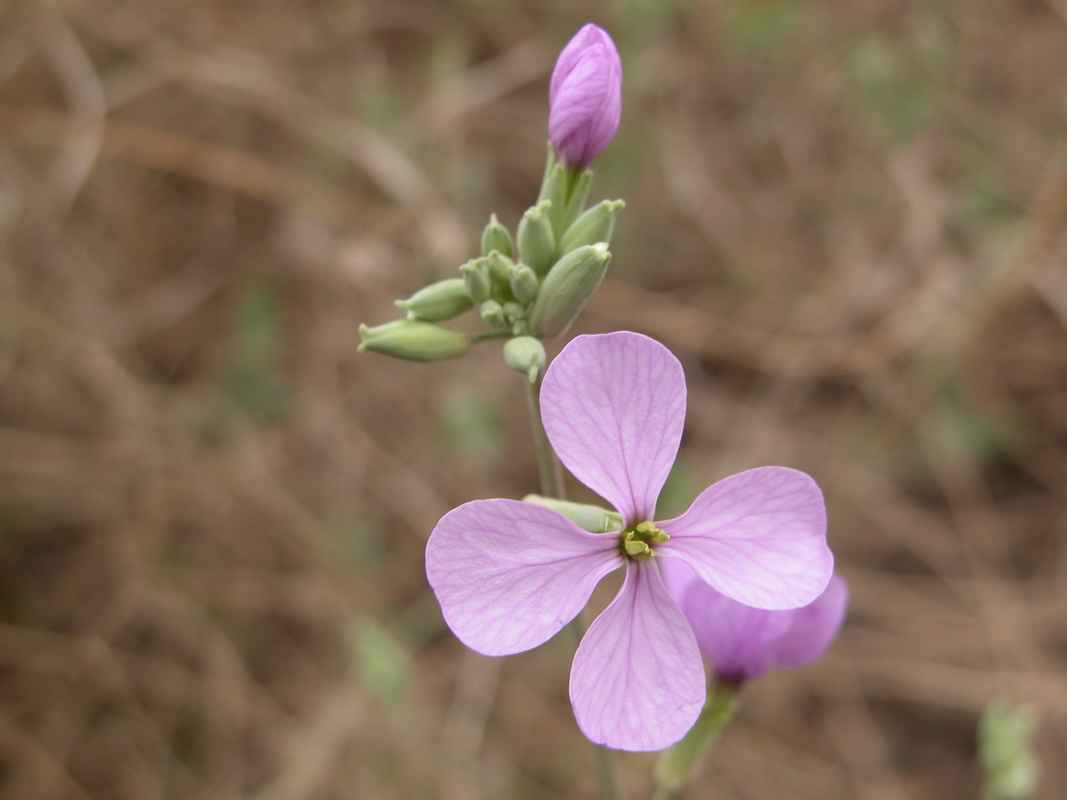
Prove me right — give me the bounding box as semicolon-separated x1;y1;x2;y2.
358;142;623;371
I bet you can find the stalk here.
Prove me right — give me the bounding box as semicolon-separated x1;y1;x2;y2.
521;370;625;800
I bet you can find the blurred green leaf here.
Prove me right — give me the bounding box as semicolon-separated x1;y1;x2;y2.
349;616;411;711
436;385;505;468
979;702;1040;800
921;357;1018;468
617;0;686;29
720;0;805;57
224;279;290;423
329;516;387;573
845;30;946;143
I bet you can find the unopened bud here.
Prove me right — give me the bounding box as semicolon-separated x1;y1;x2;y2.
479;299;506;327
395;278;473;322
481;214;514;259
460;258;492;303
508;264;540;305
549;24;622;170
358;320;471;362
559;199;624;254
484;250;515;295
503;336;546;383
517;200;556;277
528;243;611;338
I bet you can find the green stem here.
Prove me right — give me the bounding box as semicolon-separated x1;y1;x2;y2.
651;683;740;800
523;373;564;501
471;330;511;344
521;371;624;800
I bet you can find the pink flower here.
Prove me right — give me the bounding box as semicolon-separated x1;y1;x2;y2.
663;561;848;687
548;24;622;169
425;332;833;751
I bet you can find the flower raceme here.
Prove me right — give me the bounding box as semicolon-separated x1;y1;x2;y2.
548;24;622;169
425;332;834;751
662;561;848;688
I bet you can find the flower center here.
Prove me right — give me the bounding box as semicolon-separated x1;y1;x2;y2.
619;521;669;561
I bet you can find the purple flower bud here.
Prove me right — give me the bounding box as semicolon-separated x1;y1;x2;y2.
662;561;848;688
548;24;622;169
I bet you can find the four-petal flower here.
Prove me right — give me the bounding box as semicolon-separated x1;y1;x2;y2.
425;331;833;751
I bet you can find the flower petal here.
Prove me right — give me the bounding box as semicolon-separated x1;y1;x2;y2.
426;499;622;656
549;24;621;107
549;44;622;168
773;573;849;667
541;332;686;524
658;467;832;610
661;558;796;682
570;560;704;751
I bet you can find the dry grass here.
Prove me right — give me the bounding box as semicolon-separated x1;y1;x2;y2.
1;1;1066;798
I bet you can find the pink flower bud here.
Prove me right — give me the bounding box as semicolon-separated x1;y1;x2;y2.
548;24;622;169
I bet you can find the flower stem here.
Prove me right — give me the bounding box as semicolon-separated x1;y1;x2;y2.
651;683;740;800
522;373;565;501
521;371;625;800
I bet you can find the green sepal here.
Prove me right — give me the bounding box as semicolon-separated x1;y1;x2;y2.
358;320;471;362
522;494;623;533
395;278;473;322
503;336;546;383
979;703;1040;800
559;199;624;254
527;243;611;339
653;683;741;798
558;167;593;235
517;200;556;277
480;213;514;259
538;140;594;234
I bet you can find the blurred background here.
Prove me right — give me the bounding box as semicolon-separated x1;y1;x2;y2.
2;1;1066;798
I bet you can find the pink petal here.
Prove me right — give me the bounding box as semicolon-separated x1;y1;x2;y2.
661;558;796;681
774;573;849;667
541;332;686;524
657;467;832;610
549;24;621;106
549;44;622;168
426;499;622;656
569;560;705;751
